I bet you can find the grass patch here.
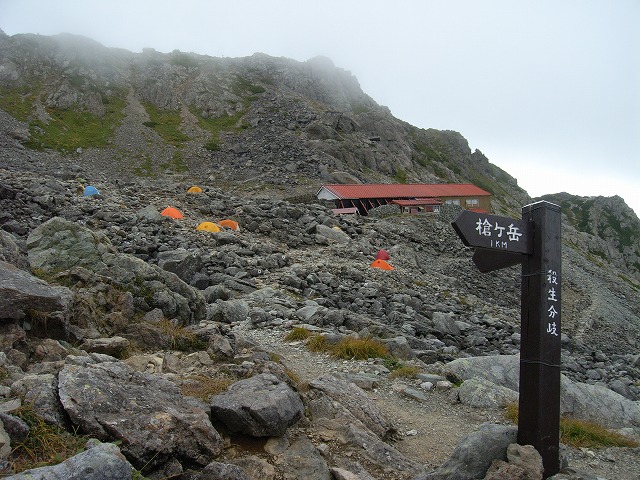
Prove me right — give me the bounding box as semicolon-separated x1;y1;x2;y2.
560;418;639;448
305;335;389;360
142;103;190;146
232;75;266;96
191;106;246;152
503;403;640;448
8;404;88;473
158;320;207;351
284;327;313;341
0;85;39;121
330;337;389;360
180;375;234;402
25;95;126;153
306;334;330;353
388;365;421;379
160;151;188;173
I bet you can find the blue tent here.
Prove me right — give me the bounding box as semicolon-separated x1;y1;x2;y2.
83;185;100;196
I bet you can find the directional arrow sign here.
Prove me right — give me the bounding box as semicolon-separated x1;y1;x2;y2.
451;210;532;255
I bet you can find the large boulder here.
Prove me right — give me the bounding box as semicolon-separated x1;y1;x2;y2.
27;217;114;273
418;423;518;480
210;373;304;437
6;441;134;480
26;217;206;325
308;374;396;439
58;354;223;469
443;354;640;430
0;261;69;320
561;377;640;429
0;230;29;270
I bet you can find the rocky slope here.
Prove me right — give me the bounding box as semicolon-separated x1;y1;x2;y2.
0;30;639;479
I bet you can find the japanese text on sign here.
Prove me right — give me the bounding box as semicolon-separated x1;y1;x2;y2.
546;269;560;336
475;218;523;249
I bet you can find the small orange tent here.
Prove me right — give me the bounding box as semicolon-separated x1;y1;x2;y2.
161;207;184;219
370;259;394;271
218;219;240;231
187;186;203;193
196;221;221;233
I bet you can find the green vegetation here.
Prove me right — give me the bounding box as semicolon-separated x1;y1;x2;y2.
133;154;153;177
142;103;190;145
160;151;188;173
17;93;127;152
158;319;207;351
306;334;330;352
304;334;389;360
0;85;39;121
232;75;266;96
284;327;313;341
8;404;88;473
331;337;389;359
394;169;408;183
388;365;421;379
504;403;639;448
180;374;234;402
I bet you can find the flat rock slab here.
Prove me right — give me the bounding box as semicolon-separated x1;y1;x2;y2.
7;441;133;480
210;373;304;437
58;354;223;469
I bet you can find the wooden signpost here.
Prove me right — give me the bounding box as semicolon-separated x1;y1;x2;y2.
452;201;562;477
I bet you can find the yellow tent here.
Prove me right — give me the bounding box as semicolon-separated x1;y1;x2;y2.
196;221;221;233
187;186;203;193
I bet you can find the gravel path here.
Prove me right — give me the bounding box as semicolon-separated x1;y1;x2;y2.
239;325;640;479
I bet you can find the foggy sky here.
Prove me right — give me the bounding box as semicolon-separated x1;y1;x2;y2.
1;0;639;215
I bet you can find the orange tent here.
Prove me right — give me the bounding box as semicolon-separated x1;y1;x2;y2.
187;186;203;193
370;259;394;270
161;207;184;219
218;219;240;231
196;221;221;233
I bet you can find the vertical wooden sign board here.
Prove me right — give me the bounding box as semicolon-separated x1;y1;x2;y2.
517;201;561;477
452;200;561;477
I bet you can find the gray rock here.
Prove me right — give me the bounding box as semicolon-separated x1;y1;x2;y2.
381;335;415;359
0;230;28;270
314;224;350;243
419;423;518;480
445;354;640;429
560;376;640;429
27;217;114;273
195;460;251;480
210;373;304;437
26;218;206;325
277;437;331;480
430;311;461;336
10;373;69;428
308;374;396;439
0;412;29;443
157;248;203;283
214;299;250;324
79;336;130;357
455;378;519;409
58;355;223;469
444;354;521;391
4;441;134;480
0;261;68;320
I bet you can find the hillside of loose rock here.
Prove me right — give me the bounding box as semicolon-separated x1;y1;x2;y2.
0;29;639;479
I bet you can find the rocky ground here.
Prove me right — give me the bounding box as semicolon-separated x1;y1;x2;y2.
0;107;639;478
